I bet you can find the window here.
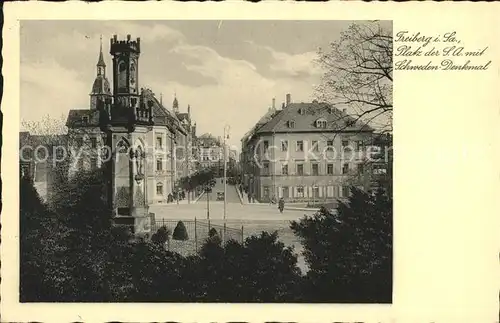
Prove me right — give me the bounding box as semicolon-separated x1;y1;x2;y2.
90;157;98;170
316;119;327;128
156;136;163;149
156;183;163;195
282;164;288;175
312;140;319;152
296;140;304;152
312;163;319;175
297;164;304;175
281;140;288;152
263;140;269;152
298;108;305;115
296;187;304;198
327;163;334;175
356;140;364;151
342;140;349;148
326;140;334;151
263;186;270;198
156;158;163;171
357;163;364;174
342;163;349;174
313;187;320;198
262;161;270;175
288;121;295;128
82;116;89;124
342;186;350;197
90;137;97;149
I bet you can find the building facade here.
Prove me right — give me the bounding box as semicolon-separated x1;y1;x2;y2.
241;94;376;203
22;35;196;207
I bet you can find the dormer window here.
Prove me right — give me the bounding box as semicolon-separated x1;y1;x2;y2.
298;108;305;115
328;107;334;114
287;121;296;128
316;118;327;128
82;116;89;124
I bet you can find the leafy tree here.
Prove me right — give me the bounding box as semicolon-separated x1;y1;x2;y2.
291;187;392;303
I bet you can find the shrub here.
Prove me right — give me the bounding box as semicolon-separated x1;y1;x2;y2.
151;226;170;245
172;221;189;240
208;227;218;238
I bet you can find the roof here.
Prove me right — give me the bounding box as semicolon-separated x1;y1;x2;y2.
241;108;280;143
254;102;373;135
142;88;187;135
91;75;111;95
66;109;100;128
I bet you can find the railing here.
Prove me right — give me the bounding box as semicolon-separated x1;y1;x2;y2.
150;217;244;257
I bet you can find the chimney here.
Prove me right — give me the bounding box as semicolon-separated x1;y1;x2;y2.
286;93;291;106
272;98;276;110
127;34;131;41
188;104;191;116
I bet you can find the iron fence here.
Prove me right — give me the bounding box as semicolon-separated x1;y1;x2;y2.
150;216;244;257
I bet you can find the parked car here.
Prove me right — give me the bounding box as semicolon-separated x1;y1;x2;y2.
216;191;225;201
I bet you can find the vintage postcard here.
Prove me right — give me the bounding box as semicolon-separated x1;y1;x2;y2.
2;2;499;323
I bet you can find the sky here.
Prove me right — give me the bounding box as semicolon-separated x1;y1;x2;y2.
21;20;374;148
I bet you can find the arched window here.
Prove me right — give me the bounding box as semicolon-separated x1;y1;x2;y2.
156;182;163;195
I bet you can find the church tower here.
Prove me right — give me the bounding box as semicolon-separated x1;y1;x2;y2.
99;34;153;237
90;35;112;110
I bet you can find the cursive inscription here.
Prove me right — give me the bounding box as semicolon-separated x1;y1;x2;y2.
394;31;492;71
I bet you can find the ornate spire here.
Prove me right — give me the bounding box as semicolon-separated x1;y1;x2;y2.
97;35;106;69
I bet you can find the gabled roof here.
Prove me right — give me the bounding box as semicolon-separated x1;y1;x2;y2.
255;102;373;134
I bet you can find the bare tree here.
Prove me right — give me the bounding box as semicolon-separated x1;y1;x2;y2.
315;20;393;134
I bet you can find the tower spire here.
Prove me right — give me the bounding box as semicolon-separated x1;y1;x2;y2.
173;92;179;113
96;34;106;76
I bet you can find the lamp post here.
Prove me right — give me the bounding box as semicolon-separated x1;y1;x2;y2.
223;125;230;242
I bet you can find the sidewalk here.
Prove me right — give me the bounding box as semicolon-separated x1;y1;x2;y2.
236;187;320;212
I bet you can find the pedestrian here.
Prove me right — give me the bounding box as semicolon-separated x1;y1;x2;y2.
247;193;251;203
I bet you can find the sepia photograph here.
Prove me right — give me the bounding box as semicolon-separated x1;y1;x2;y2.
18;19;393;303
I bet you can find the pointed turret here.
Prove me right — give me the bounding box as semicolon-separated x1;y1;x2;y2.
173;93;179;113
90;35;111;110
97;35;106;76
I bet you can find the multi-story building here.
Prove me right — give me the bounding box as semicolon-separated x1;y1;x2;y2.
22;35;194;205
241;94;376;203
172;96;198;181
196;133;223;172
